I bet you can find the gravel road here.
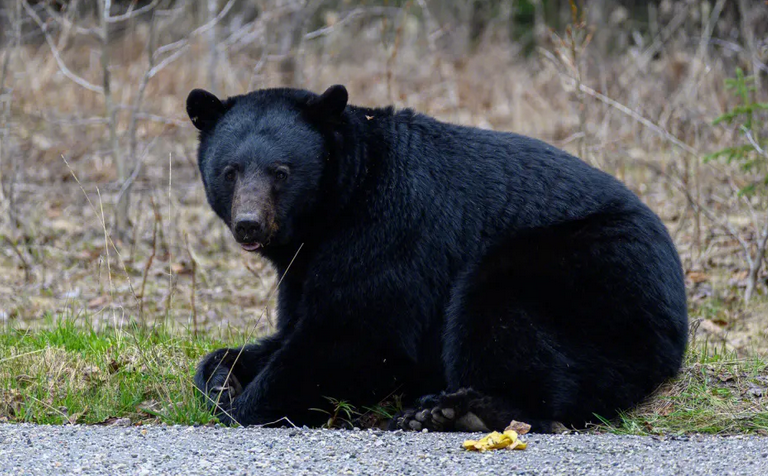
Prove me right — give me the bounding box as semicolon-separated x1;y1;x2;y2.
1;424;767;475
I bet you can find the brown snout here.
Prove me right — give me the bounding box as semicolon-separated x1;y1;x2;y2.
231;176;275;247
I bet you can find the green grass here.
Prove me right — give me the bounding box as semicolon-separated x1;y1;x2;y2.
1;315;767;434
0;314;228;425
594;341;768;436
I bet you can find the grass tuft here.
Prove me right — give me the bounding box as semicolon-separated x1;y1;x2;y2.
594;341;768;435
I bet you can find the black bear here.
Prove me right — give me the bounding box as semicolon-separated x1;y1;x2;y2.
186;85;688;432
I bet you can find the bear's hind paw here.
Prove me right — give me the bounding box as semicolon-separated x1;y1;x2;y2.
389;389;491;432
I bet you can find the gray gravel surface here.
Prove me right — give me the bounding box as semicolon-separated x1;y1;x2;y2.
1;424;767;475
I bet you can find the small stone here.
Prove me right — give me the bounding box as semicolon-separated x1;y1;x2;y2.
110;418;131;427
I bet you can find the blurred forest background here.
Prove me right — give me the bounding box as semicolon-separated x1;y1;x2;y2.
1;0;767;355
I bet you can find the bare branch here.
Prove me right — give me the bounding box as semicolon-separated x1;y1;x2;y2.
738;0;763;96
2;0;23;230
206;0;219;92
129;11;159;165
304;6;401;40
745;211;768;302
154;37;188;57
726;173;761;234
149;45;190;78
703;38;768;74
623;144;752;264
193;0;236;37
744;128;768;159
617;3;690;86
42;0;100;37
107;0;161;22
128;0;237;84
540;47;699;159
133;113;188;127
21;0;104;93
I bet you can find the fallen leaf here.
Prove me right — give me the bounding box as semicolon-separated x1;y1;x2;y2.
97;416;131;426
171;261;194;275
699;319;725;335
732;270;749;281
462;430;527;452
717;370;734;382
87;295;109;309
643;421;654;432
657;402;674;416
504;420;531;435
686;271;709;284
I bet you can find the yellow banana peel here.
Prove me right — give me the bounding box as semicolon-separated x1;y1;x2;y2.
462;430;528;452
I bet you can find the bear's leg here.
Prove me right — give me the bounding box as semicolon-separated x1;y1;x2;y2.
392;276;570;433
195;335;283;413
419;217;687;433
392;232;582;433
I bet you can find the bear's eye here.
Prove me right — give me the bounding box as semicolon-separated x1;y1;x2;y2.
274;167;289;181
223;166;236;182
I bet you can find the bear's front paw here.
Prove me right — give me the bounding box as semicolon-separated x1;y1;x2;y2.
194;348;245;418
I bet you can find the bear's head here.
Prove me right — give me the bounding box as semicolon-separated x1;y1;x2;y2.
186;85;348;252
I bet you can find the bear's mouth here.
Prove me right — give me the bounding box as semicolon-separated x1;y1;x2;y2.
240;242;262;252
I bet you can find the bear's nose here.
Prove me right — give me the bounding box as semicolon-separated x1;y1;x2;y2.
233;215;263;243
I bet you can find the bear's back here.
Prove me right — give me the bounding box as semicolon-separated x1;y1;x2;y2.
362;108;649;240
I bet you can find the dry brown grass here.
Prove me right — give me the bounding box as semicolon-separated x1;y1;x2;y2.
0;4;767;356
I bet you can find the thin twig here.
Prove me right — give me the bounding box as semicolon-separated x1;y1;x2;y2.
97;0;123;236
107;0;161;22
617;3;690;86
0;0;21;227
1;235;31;282
165;153;173;320
119;9;161;239
138;198;160;324
60;155;139;305
21;0;103;93
42;0;100;37
539;48;701;159
207;243;305;427
115;133;163;226
184;233;198;338
194;0;237;37
304;6;401;40
744;129;767;158
0;348;45;364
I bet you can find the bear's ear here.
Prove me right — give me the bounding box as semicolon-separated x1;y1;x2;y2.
187;89;226;131
306;85;348;120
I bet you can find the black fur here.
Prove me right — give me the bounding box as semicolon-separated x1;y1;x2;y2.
187;85;688;431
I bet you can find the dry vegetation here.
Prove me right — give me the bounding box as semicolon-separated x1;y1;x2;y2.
0;0;768;358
